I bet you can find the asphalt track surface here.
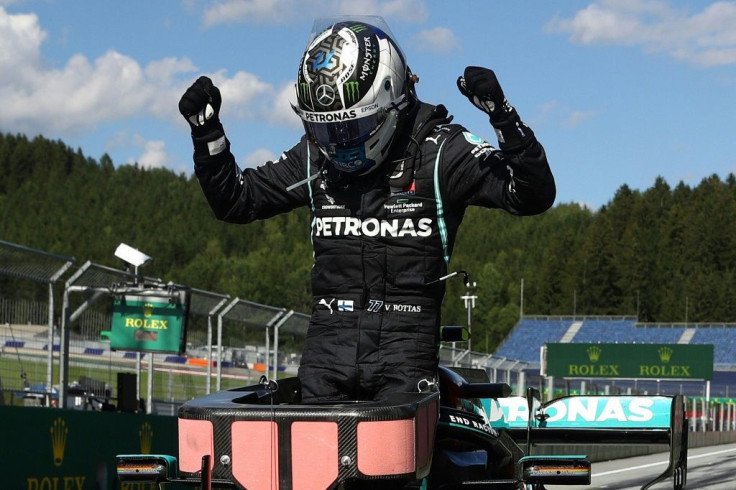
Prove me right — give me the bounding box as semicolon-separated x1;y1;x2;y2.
546;442;736;489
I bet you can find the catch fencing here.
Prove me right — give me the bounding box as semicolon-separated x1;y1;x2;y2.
2;238;733;433
0;239;529;415
0;239;311;414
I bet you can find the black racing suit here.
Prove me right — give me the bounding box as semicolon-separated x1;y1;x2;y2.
191;101;555;402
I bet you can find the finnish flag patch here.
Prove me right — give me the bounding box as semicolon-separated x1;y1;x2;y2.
337;299;354;312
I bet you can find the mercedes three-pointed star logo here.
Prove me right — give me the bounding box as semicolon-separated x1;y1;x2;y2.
316;84;336;106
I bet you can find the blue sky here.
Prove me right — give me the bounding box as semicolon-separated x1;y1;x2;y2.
1;0;734;209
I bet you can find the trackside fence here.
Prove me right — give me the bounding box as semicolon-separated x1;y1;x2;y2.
1;239;735;434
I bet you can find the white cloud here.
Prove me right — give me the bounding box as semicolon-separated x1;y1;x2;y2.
203;0;292;26
529;99;598;129
268;82;302;128
203;0;428;27
564;110;597;128
0;8;44;77
0;1;25;8
144;57;200;120
213;70;274;120
117;133;172;169
0;48;148;133
410;27;461;54
546;0;736;67
145;57;198;86
356;0;428;22
529;100;560;127
0;6;285;137
136;139;172;169
242;147;277;168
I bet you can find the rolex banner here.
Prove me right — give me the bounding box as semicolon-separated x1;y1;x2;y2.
544;343;714;380
0;406;183;490
110;287;189;354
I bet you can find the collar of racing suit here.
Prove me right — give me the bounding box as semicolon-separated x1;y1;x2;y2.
322;101;453;189
386;102;452;189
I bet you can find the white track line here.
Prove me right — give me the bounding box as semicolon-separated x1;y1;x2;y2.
593;446;736;477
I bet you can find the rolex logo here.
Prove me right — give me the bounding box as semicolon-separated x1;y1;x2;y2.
587;346;602;363
50;418;68;467
140;422;153;454
658;346;673;363
143;303;154;318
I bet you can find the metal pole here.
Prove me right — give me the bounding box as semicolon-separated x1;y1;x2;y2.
517;370;526;397
147;353;154;414
217;314;223;391
701;398;707;432
137;353;142;404
46;283;54;406
272;325;278;380
265;326;270;378
461;282;477;352
706;380;711;430
271;310;294;380
205;297;229;395
216;298;240;392
467;304;472;352
206;315;213;394
59;289;71;409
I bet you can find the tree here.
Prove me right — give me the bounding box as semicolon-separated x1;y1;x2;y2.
5;132;736;352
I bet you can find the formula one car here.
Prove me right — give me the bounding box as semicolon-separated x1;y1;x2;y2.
117;328;687;490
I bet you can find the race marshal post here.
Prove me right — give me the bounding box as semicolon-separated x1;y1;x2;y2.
110;286;190;354
108;243;191;413
109;243;190;354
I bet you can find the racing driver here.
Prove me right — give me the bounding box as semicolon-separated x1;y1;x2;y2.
179;16;556;403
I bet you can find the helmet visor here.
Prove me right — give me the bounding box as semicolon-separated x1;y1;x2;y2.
308;113;387;150
291;103;386;150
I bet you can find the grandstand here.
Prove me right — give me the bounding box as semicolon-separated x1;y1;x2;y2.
493;316;736;398
494;316;736;366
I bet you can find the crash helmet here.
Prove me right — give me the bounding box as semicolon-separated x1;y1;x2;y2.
292;16;411;174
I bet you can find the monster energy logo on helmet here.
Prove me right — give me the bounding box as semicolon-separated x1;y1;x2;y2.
344;81;360;103
299;82;310;101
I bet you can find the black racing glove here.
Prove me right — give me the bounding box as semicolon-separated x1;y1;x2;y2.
457;66;533;152
179;76;221;131
179;76;228;156
457;66;509;116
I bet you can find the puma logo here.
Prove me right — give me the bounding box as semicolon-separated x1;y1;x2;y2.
319;298;335;314
425;134;442;145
